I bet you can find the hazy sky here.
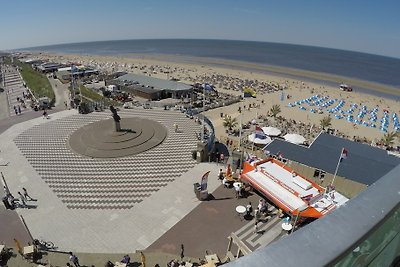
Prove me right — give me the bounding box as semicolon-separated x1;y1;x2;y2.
1;0;399;58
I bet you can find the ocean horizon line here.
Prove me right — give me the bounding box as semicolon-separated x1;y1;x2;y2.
16;38;400;61
11;39;400;98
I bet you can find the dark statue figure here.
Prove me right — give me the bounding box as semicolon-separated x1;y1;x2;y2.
110;105;120;122
110;105;121;132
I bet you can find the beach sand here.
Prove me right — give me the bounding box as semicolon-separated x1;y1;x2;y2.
32;52;400;146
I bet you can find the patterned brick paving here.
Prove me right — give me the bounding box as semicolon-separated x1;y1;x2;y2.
13;110;200;209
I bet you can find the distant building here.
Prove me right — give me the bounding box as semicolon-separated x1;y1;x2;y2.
37;62;65;73
24;58;44;67
263;132;400;197
116;73;192;100
57;65;99;82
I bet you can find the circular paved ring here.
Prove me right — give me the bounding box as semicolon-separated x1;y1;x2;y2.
68;117;167;158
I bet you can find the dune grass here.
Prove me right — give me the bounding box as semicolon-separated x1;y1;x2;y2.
79;85;118;106
13;59;55;102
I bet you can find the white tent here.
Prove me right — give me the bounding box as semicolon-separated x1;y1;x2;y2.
262;126;281;136
284;133;306;145
248;133;272;145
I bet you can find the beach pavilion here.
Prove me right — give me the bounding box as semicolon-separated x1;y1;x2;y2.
116;73;193;100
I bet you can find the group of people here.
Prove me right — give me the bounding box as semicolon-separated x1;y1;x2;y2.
240;199;270;233
2;186;34;209
12;90;31;116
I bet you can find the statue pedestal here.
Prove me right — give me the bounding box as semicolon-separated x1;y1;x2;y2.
115;121;121;132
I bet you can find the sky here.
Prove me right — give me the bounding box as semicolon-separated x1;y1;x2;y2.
1;0;399;58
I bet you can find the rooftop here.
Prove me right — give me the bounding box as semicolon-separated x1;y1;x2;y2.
264;132;400;185
117;73;192;91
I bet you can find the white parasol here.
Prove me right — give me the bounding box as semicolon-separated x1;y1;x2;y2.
261;126;281;136
284;133;306;144
248;133;272;145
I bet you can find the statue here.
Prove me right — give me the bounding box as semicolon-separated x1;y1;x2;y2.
110;105;121;132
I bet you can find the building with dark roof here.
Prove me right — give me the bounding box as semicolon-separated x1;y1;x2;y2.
37;62;65;73
116;73;192;100
264;132;400;187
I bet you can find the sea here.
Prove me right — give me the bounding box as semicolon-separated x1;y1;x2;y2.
22;39;400;97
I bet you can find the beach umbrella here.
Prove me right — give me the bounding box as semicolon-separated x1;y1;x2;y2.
284;133;306;145
262;126;282;136
248;133;272;145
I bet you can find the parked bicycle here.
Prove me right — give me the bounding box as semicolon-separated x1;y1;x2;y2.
33;239;55;250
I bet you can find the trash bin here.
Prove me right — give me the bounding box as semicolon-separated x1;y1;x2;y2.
2;196;11;209
199;190;209;201
193;183;201;194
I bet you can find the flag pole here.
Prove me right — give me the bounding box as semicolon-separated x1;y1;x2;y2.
330;148;344;188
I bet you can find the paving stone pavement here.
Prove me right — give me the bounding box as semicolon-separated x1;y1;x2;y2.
2;65;33;117
0;108;223;253
233;206;287;252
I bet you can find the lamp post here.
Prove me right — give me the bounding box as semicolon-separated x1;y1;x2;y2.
201;75;206;143
291;205;308;234
237;93;244;175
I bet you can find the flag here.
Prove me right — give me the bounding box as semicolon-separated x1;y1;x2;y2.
255;126;266;139
340;148;348;162
200;171;210;191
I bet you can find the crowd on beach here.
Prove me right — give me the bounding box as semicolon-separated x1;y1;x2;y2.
25;52;399;151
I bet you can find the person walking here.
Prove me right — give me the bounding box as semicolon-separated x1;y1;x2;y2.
219;153;225;165
254;209;261;233
246;202;253;217
69;252;80;267
218;169;224;180
17;191;27;208
180;244;184;261
22;187;33;201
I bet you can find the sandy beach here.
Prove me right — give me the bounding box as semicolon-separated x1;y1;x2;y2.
31;52;400;146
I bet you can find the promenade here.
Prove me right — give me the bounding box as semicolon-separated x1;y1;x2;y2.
0;63;292;266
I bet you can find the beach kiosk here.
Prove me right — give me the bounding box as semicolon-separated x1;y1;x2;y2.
240;157;348;221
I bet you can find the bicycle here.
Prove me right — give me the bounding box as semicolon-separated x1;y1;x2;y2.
33;239;55;250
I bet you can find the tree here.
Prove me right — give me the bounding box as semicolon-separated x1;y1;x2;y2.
269;104;281;118
320;116;332;130
223;115;238;131
381;131;399;149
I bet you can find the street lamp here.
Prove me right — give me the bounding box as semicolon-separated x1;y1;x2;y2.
291;204;308;234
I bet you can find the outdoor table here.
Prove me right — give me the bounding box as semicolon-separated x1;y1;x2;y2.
281;222;293;231
236;205;246;220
